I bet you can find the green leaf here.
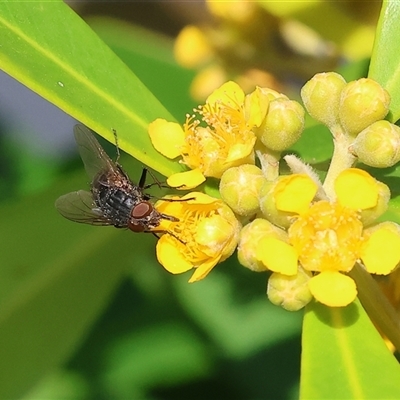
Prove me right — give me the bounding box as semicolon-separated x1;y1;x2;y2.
0;1;181;177
301;299;400;399
369;0;400;123
289;122;333;165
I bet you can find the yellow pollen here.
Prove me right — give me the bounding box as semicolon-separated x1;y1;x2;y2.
168;208;218;264
288;201;363;273
181;100;254;176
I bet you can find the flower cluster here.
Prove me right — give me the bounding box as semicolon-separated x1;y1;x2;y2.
301;73;400;174
241;168;400;308
173;0;376;101
149;82;304;188
148;75;400;311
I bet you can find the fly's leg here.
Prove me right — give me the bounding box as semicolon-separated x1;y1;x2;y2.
140;168;196;202
112;128;121;164
150;230;186;245
138;167;148;189
142;168;169;190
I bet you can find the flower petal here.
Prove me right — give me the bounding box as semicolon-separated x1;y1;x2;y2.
225;139;256;163
148;119;185;159
256;237;298;275
335;168;379;210
308;271;357;307
156;236;192;274
155;197;184;216
274;174;318;214
182;191;219;205
206;81;245;108
244;87;270;128
361;226;400;274
167;169;206;189
188;257;221;283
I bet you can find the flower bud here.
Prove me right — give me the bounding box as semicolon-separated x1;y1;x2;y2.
351;120;400;168
255;98;305;151
300;72;346;128
220;165;265;216
237;219;287;272
339;78;390;136
267;268;313;311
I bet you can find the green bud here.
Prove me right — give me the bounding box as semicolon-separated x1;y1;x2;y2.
351;120;400;168
238;218;287;272
339;78;390;136
220;165;265;216
301;72;346;128
255;98;305;151
267;268;313;311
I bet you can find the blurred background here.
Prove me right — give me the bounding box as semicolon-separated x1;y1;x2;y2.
0;1;382;399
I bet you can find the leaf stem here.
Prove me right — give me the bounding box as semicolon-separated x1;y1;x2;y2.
349;263;400;352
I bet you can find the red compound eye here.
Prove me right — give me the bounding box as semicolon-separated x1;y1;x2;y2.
132;201;153;218
128;201;153;232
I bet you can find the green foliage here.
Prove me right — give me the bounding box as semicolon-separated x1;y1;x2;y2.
301;300;400;399
0;1;182;177
369;1;400;122
0;173;130;399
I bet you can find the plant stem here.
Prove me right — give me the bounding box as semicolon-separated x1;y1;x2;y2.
322;127;356;199
349;263;400;352
256;145;280;182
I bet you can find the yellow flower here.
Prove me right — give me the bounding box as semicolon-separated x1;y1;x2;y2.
174;25;213;68
255;168;400;307
148;81;258;187
206;0;257;23
154;192;241;283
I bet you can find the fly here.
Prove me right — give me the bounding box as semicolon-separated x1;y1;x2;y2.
55;124;178;234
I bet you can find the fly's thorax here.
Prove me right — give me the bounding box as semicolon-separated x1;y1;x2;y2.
93;169;137;191
93;183;144;228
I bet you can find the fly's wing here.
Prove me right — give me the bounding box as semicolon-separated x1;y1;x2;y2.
55;190;113;225
74;125;120;182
